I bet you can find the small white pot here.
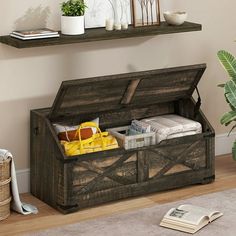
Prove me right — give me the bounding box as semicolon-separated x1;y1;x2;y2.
61;15;85;35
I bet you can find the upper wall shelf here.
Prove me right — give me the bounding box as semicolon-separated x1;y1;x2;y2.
0;22;201;49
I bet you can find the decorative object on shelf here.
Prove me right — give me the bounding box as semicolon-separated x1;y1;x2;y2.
105;18;114;31
10;28;59;40
119;0;130;29
163;11;187;26
85;0;132;29
217;50;236;161
113;0;122;30
132;0;160;27
61;0;87;35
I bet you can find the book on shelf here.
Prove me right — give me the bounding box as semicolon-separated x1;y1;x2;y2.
10;28;60;40
10;33;59;40
160;204;223;234
12;28;58;37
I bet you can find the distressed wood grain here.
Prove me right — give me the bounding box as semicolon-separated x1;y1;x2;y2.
30;63;215;214
0;22;201;49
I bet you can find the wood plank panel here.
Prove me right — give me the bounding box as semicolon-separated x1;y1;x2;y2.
0;155;232;236
0;22;201;49
52;102;175;129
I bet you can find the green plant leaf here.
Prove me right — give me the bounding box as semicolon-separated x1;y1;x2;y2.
225;96;236;111
218;83;225;88
217;84;225;88
61;0;87;16
224;93;236;111
228;124;236;136
217;50;236;79
220;110;236;126
224;80;236;109
232;141;236;160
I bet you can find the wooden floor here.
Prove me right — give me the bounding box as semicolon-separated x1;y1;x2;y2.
1;154;236;236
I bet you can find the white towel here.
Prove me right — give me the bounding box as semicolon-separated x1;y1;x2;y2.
0;149;38;215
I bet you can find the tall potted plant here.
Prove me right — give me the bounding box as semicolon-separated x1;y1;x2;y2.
61;0;87;35
217;50;236;160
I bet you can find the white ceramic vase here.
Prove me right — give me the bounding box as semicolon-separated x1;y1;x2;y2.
61;15;85;35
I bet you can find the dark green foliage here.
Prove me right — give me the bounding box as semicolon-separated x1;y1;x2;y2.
61;0;87;16
217;50;236;127
233;141;236;160
217;50;236;79
218;83;225;88
220;110;236;126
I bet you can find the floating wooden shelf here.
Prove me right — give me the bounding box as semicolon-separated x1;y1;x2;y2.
0;22;201;49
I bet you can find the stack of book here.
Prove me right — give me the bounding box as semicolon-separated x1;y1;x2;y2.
10;28;59;40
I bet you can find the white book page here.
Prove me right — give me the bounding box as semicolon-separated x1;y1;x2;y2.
163;205;220;226
179;204;223;223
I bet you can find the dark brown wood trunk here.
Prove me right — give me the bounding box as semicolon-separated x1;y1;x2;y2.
30;64;215;214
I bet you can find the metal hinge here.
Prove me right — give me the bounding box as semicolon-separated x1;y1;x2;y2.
194;86;201;118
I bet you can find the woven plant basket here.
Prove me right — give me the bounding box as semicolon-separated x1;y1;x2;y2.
0;157;11;221
0;197;11;221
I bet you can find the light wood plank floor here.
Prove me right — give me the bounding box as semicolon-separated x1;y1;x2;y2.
1;154;236;236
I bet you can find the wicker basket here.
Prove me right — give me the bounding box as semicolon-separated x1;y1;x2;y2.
0;197;11;221
0;157;11;221
107;126;156;150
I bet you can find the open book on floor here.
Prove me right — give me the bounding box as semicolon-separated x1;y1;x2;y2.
160;204;223;234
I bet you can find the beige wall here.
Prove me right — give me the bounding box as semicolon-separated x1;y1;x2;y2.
0;0;235;170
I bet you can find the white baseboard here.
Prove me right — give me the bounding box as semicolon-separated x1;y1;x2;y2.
16;168;30;194
215;132;236;156
16;132;236;193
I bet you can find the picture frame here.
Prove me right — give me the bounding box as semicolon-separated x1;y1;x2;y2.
132;0;160;27
84;0;132;29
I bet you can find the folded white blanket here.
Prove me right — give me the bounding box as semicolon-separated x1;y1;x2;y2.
141;115;202;143
0;149;38;215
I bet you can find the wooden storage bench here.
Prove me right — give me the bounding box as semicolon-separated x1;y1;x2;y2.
30;64;215;214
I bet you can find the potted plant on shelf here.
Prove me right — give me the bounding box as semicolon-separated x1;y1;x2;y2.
61;0;87;35
217;50;236;160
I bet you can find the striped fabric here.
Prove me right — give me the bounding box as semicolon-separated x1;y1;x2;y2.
141;114;202;143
